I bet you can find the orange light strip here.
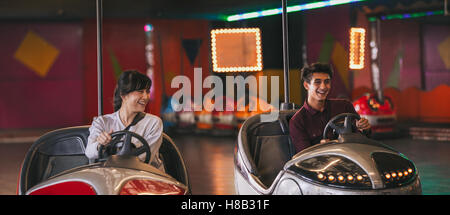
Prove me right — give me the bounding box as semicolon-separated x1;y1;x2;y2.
211;28;263;72
349;27;366;70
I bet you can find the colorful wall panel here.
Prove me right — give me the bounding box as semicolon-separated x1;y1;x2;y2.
146;19;210;118
82;19;211;124
83;19;148;123
0;23;84;129
380;19;421;90
422;24;450;91
306;5;351;99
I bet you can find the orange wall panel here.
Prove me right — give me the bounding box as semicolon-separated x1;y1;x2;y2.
419;84;450;123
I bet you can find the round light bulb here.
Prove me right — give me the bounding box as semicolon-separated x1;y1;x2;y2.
385;173;391;179
318;173;325;180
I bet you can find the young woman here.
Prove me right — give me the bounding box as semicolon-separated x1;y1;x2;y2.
85;70;163;169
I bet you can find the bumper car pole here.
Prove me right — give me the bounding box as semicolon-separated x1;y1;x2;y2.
280;0;295;110
96;0;104;115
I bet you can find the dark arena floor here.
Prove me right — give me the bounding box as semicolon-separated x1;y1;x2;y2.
1;132;449;195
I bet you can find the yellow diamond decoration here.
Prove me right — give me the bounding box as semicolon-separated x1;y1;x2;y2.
438;36;450;69
14;31;60;77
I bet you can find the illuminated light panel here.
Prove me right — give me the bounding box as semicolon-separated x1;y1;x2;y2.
226;0;366;22
349;27;366;70
368;10;444;22
211;28;263;73
242;12;260;19
261;8;281;16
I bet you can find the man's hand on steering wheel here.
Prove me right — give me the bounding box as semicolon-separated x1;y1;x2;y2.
322;113;372;144
320;139;330;144
356;117;371;132
323;113;360;140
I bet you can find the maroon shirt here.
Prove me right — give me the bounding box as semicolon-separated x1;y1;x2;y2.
289;99;359;153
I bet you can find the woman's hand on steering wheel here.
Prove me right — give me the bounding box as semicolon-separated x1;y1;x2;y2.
97;130;151;163
96;129;113;147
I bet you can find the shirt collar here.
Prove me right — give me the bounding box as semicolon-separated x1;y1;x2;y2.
115;111;126;129
303;99;328;115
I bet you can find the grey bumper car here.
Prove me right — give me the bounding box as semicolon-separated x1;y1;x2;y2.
234;111;421;195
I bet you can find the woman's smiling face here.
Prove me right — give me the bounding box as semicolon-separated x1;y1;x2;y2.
121;89;150;113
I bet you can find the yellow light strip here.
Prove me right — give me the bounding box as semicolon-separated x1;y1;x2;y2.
349;27;366;70
211;28;263;73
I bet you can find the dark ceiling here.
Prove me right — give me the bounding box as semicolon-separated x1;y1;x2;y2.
0;0;284;20
0;0;446;21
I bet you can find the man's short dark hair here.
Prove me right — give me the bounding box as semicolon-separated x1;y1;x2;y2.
300;62;334;83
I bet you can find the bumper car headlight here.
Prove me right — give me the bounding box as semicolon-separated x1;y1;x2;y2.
289;155;372;189
372;152;418;188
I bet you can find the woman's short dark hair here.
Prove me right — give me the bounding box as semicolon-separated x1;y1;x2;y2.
113;70;152;112
300;62;334;83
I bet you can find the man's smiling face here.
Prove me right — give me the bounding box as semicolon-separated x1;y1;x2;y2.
304;72;331;102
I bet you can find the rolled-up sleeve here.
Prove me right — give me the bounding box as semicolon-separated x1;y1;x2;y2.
85;117;104;161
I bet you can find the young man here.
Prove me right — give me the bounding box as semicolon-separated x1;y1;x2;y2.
289;63;371;153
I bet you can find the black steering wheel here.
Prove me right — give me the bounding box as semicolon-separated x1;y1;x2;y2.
98;130;151;163
323;113;361;140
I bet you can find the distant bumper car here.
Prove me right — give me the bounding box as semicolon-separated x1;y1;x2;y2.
353;93;397;134
18;127;190;195
211;96;236;135
194;99;214;133
195;110;213;131
174;98;196;133
234;111;421;195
